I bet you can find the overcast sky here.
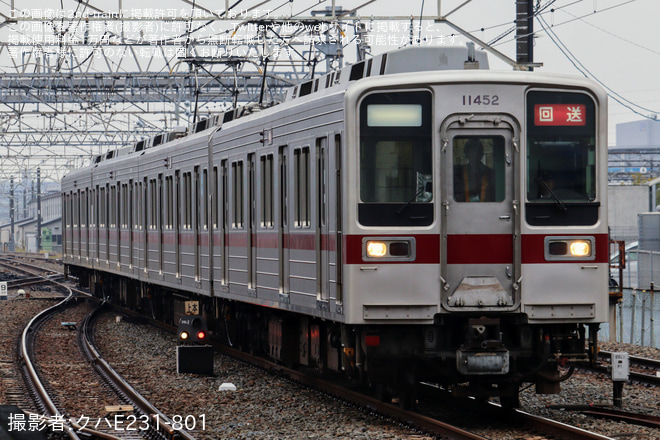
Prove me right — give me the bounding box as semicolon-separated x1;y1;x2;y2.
359;0;659;146
5;0;658;145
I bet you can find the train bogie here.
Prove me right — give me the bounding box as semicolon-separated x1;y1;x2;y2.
63;45;609;404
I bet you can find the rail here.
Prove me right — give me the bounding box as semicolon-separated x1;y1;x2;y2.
19;284;82;440
79;305;197;440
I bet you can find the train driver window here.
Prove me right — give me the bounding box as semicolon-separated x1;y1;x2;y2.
453;136;505;203
525;90;597;226
358;90;433;227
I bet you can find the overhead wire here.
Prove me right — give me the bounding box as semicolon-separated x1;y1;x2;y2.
487;0;640;48
537;13;659;119
559;8;660;56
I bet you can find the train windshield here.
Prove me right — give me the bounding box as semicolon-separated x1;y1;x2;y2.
526;91;598;226
358;90;433;226
527;140;596;202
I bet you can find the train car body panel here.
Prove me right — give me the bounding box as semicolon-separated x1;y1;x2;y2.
342;70;608;326
209;90;345;319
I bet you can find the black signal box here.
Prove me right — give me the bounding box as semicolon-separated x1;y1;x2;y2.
176;345;214;375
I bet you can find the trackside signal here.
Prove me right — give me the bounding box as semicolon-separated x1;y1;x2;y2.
177;315;208;344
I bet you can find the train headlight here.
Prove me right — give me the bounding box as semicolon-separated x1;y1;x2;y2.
569;240;591;257
362;238;415;261
366;241;387;258
545;236;595;261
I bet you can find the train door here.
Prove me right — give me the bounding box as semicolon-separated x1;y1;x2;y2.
142;178;148;273
334;134;343;306
194;166;201;282
221;160;229;286
278;146;290;296
114;183;120;266
175;171;181;277
248;154;256;291
316;138;329;304
105;184;110;264
158;174;164;275
440;116;520;311
95;186;100;263
128;180;134;270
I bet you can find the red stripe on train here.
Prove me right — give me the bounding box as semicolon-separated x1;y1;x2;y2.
446;234;512;265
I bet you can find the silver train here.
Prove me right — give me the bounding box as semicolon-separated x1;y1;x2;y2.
62;46;609;406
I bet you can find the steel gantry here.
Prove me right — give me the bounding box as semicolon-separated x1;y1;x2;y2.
0;0;376;182
0;0;539;182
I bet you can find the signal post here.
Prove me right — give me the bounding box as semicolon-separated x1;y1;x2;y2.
176;301;214;375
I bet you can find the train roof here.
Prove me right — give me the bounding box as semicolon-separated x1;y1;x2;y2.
283;45;489;103
81;45;491;169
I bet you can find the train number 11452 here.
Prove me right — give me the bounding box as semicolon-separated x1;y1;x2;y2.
462;95;499;106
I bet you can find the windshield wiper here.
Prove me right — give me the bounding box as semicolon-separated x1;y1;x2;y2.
396;187;425;215
536;176;567;212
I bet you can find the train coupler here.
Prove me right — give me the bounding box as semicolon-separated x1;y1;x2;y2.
456;349;510;375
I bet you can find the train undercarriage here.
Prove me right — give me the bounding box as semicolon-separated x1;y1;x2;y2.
69;266;599;409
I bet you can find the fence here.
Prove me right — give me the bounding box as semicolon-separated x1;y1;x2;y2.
601;287;659;348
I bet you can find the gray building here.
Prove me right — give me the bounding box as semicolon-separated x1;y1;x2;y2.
610;119;660;180
0;191;62;254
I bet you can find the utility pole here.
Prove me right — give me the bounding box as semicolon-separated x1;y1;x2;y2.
515;0;535;71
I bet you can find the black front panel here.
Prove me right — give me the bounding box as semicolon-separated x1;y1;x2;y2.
526;91;599;226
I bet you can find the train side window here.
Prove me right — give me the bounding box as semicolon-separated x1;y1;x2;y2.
232;161;244;228
142;178;147;232
453;136;505;203
158;175;164;231
187;172;193;230
163;176;171;229
182;172;191;230
261;154;274;228
149;179;157;230
73;192;78;228
122;183;129;227
222;161;229;230
116;183;121;229
133;181;139;230
63;194;68;228
175;172;181;232
212;167;219;230
202;168;208;230
181;173;187;229
106;185;110;229
128;181;134;231
294;147;310;228
317;137;327;227
280;148;288;228
94;186;99;228
99;187;105;228
83;190;88;228
110;185;117;228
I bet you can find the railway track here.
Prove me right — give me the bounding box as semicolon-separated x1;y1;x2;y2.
3;257;656;439
78;305;199;440
5;261;196;440
96;301;621;440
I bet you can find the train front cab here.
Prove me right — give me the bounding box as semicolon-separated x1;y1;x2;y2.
344;75;608;405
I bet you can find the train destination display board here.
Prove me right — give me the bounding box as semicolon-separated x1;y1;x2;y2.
534;104;587;126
